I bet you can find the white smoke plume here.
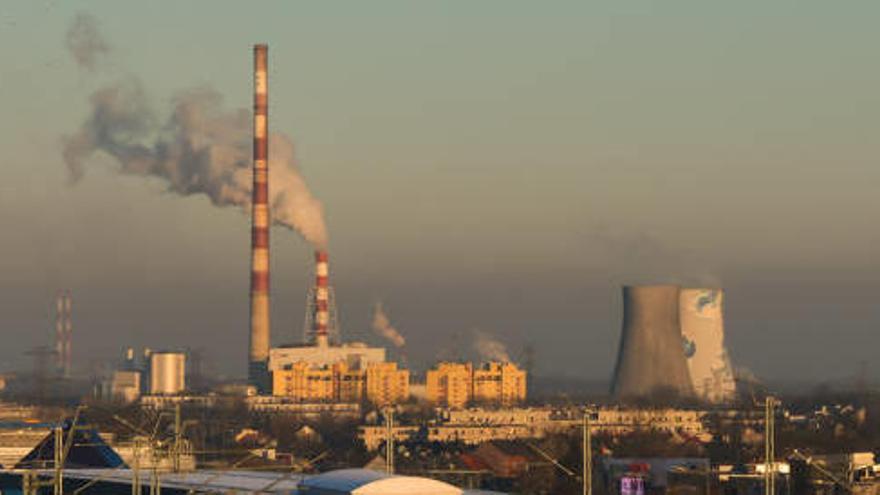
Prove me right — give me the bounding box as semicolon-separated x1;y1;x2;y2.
66;12;110;72
473;330;511;363
371;302;405;348
61;14;328;248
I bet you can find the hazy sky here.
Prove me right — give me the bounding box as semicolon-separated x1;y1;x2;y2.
1;1;878;384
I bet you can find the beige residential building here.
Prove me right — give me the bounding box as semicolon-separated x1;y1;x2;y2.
272;361;409;406
427;362;473;408
335;362;366;403
473;362;527;406
272;361;334;402
365;362;409;406
426;362;527;408
359;406;710;450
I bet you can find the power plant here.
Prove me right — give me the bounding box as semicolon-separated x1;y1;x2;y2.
679;288;737;403
249;44;271;390
268;251;386;375
611;285;737;403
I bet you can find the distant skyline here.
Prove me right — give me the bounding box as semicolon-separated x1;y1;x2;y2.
0;1;878;384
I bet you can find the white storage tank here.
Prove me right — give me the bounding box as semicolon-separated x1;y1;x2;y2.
150;352;186;395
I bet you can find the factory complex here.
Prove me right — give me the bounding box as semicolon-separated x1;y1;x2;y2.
51;45;746;416
1;35;877;495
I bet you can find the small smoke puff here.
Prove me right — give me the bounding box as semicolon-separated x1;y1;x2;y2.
473;330;511;363
371;302;405;348
66;12;110;72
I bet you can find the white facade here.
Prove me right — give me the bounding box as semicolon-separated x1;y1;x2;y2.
150;352;186;395
679;289;737;403
268;343;385;371
111;370;141;403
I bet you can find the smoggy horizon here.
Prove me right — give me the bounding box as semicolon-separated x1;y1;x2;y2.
1;2;878;385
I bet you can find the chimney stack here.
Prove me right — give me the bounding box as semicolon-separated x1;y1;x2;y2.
54;292;64;375
314;251;330;347
54;290;72;378
63;291;71;378
249;44;270;389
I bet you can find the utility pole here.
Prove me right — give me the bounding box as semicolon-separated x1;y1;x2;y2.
173;402;182;473
132;438;141;495
54;426;63;495
583;409;592;495
765;396;777;495
384;407;395;474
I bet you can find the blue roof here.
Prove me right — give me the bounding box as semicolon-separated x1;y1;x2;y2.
298;469;392;491
297;469;466;494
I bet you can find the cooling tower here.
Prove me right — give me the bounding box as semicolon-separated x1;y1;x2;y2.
611;285;694;400
679;288;737;403
249;44;270;389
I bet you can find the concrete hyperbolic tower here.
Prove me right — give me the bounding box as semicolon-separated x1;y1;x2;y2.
679;288;737;403
611;285;694;400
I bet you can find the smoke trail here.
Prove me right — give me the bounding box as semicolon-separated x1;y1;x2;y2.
66;12;110;72
473;330;511;363
371;302;405;348
61;15;329;248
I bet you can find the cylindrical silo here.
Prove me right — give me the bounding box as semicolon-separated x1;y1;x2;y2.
150;352;186;395
611;285;694;400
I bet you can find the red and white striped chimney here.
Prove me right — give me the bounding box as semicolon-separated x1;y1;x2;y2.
63;290;71;378
54;291;64;374
249;44;270;387
314;251;330;347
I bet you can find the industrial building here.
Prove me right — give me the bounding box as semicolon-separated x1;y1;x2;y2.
426;362;526;408
265;248;396;405
265;251;387;373
232;44;401;402
109;370;140;403
268;343;386;373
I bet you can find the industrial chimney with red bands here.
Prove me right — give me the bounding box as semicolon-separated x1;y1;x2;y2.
249;44;270;390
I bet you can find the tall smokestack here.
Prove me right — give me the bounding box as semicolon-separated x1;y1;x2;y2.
54;292;64;375
63;290;72;378
249;44;270;389
314;251;330;347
